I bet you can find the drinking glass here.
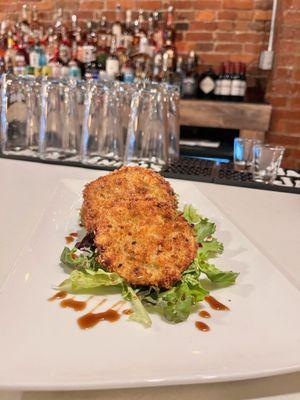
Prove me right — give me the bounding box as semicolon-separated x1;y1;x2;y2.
39;78;65;159
80;80;105;163
100;84;124;160
166;85;180;160
124;86;168;165
62;79;81;158
253;144;285;184
1;74;40;155
233;137;261;171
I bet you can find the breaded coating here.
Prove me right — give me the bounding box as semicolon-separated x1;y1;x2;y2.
94;200;197;288
82;166;177;231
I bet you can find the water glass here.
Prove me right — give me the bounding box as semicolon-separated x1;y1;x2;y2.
81;80;105;163
39;78;65;159
253;144;285;184
124;86;168;165
233;137;261;171
1;75;40;155
166;85;180;160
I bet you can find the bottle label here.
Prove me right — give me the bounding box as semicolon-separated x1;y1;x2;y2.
82;45;96;64
199;76;215;94
231;80;240;96
239;81;247;97
214;80;220;95
220;79;231;96
15;54;26;67
183;77;196;96
106;58;119;75
122;34;133;49
29;51;40;68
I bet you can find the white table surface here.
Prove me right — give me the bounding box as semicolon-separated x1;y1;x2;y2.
0;158;299;400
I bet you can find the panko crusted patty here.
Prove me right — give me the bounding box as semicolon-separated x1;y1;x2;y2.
94;200;197;289
81;166;197;288
82;166;177;232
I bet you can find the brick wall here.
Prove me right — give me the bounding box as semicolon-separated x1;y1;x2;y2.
0;0;299;168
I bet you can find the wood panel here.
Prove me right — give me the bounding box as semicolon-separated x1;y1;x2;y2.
179;99;272;132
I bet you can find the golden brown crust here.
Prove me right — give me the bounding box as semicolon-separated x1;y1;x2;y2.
93;199;197;289
82;166;177;231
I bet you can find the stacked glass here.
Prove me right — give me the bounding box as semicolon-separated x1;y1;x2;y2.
0;75;179;166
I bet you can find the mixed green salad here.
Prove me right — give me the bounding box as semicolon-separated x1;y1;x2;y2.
58;205;238;327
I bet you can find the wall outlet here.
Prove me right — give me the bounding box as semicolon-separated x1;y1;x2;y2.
259;50;274;70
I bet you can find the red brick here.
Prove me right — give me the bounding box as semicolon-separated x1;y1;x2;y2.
106;0;135;8
244;43;264;53
237;11;254;20
136;1;162;9
185;32;213;41
215;43;243;52
195;10;216;21
79;1;104;10
253;10;272;20
290;98;300;107
268;134;300;146
217;10;237;20
255;0;273;10
194;0;222;10
223;0;254;9
269;97;288;107
217;21;235;31
175;1;195;9
195;43;214;51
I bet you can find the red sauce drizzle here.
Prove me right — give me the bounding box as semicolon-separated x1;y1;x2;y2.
122;308;133;315
65;236;74;244
204;296;229;311
78;309;121;329
195;321;210;332
199;310;211;318
69;232;78;237
60;298;87;312
48;291;67;301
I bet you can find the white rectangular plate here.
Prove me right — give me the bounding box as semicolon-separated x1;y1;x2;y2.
1;178;300;390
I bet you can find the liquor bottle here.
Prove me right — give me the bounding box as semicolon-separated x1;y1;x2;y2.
111;4;123;47
152;51;162;82
147;13;156;58
161;51;172;83
81;22;97;78
230;62;240;102
98;15;111;48
96;34;108;72
238;62;247;99
132;36;149;79
153;11;163;51
197;67;216;99
219;61;231;101
164;6;175;45
121;57;134;83
122;10;133;50
214;63;223;99
19;4;30;35
106;36;120;79
172;56;184;94
4;32;16;73
182;51;198;98
0;21;8;59
31;6;41;38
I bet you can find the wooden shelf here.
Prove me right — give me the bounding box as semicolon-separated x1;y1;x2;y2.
179;99;272;133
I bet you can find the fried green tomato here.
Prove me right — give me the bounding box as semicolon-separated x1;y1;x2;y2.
94;200;197;289
82;166;177;231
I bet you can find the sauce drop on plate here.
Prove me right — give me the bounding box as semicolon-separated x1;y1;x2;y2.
205;296;229;311
65;236;74;244
195;321;210;332
199;310;211;318
78;309;121;329
60;298;87;312
122;308;133;315
48;291;67;302
69;232;78;237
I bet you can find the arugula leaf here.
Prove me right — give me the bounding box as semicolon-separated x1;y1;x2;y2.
193;255;238;284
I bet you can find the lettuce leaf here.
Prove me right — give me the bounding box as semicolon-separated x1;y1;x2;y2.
59;268;123;291
122;285;152;328
58;204;238;327
60;247;101;271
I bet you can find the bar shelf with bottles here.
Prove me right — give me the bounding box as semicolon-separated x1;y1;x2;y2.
0;4;248;102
